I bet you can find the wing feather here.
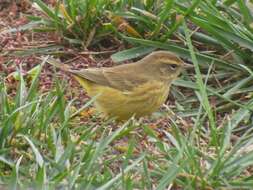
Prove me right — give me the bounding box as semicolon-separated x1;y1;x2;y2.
71;64;148;91
45;57;150;91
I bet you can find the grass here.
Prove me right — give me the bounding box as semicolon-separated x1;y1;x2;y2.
1;0;253;189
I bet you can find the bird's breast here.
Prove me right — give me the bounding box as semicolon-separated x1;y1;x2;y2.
74;75;170;120
92;80;170;120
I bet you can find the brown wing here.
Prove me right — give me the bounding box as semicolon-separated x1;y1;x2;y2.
45;57;149;90
70;64;148;91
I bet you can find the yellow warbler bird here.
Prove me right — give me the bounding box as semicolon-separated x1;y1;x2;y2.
45;51;184;121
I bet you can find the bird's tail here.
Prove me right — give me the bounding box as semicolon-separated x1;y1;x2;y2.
39;57;71;72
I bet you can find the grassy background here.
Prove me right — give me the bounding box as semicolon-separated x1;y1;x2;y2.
1;0;253;189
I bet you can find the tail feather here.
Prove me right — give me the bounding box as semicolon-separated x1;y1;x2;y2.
41;57;71;72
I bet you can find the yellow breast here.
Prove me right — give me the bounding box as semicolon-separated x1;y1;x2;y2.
74;76;170;121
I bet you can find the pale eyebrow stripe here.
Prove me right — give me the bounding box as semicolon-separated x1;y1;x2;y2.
160;59;181;65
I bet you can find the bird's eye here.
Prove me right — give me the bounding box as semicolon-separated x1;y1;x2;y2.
170;64;177;70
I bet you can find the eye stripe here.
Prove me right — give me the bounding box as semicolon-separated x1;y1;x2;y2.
168;61;180;65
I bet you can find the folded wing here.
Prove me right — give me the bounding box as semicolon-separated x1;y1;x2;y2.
71;65;148;91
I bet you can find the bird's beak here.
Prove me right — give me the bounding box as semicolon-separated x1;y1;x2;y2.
183;63;194;69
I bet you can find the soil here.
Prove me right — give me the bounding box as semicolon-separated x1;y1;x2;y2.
0;1;192;136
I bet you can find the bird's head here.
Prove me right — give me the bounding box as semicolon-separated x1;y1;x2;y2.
141;51;184;80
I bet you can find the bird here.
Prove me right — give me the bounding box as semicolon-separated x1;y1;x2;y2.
45;51;185;121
